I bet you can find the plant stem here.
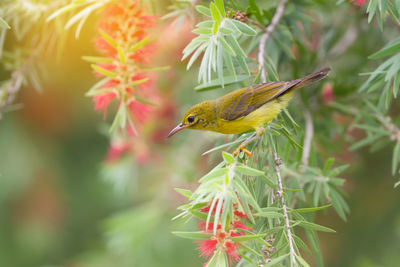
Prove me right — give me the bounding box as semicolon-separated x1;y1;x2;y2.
272;152;296;267
257;0;288;83
301;109;314;168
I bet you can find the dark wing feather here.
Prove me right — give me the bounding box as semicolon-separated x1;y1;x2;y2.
219;81;293;121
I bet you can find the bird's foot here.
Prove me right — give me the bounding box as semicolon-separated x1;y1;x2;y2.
233;146;252;157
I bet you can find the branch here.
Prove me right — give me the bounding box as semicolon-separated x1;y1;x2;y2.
272;152;296;267
257;0;288;83
301;109;314;168
256;1;294;265
375;115;400;143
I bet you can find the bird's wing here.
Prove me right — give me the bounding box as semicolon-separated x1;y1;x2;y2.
219;81;293;121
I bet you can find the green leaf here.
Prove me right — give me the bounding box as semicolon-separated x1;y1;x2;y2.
196;5;212;17
117;47;126;64
293;234;311;255
175;188;192;199
0;17;10;29
297;221;336;233
200;168;227;182
46;3;77;22
369;40;400;58
129;36;154;53
99;29;118;48
265;254;289;266
190;210;209;220
210;3;222;26
82;56;114;63
85;77;111;96
222;151;235;164
134;96;157;106
230;19;257;35
236;55;250;75
254;211;283;218
394;180;400;188
295;254;311;267
196;20;214;28
195;75;251;91
240;243;263;257
193;28;213;35
225;35;246;58
186;42;209;70
91;64;116;78
172;231;211;240
292;205;331;213
217;36;236;56
235;165;264;176
323;158;335;174
215;0;225;18
231;233;265;242
129;77;150;86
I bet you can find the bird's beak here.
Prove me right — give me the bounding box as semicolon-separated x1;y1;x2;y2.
167;123;188;138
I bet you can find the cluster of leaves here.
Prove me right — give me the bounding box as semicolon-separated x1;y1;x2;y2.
338;0;400;187
168;1;354;266
0;0;67;118
174;148;346;266
182;0;256;87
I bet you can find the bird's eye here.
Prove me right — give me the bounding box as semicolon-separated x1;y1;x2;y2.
187;116;195;123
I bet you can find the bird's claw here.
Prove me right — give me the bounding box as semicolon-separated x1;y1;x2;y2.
233;147;252;157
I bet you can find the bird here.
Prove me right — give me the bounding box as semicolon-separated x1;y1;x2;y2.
168;68;331;156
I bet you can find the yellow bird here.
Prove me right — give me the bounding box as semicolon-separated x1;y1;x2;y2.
168;68;331;155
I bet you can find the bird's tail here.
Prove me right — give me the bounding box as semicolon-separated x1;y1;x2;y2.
290;67;331;90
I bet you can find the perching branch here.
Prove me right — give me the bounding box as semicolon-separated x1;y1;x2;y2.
272;152;296;267
257;0;288;83
256;0;294;265
375;115;400;143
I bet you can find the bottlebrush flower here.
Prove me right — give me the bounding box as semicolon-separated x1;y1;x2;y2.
196;220;252;265
196;199;254;266
350;0;366;6
93;92;116;119
322;83;335;105
87;0;159;133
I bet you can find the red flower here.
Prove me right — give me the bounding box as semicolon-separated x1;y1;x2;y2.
196;226;242;266
106;140;131;162
322;83;335;105
93;92;116;119
128;100;152;123
350;0;366;6
197;239;218;259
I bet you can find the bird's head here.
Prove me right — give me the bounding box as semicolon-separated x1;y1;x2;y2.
167;101;214;137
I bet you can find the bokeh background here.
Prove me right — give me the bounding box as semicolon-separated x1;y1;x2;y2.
0;1;400;267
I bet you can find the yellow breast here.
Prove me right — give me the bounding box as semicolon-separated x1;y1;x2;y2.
213;92;294;134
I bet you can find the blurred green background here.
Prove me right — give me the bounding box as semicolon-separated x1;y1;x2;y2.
1;1;400;267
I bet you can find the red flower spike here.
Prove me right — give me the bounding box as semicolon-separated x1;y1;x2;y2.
128;100;152;123
232;221;253;232
234;210;247;218
93;92;116;119
106;140;131;163
224;240;241;263
197;239;218;259
90;0;159;127
350;0;366;7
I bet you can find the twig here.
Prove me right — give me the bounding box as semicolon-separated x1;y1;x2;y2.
291;109;313;209
272;152;296;267
375;115;400;143
257;0;288;83
256;0;294;265
301;109;314;168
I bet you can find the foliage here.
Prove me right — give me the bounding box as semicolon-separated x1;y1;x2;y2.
1;0;400;267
